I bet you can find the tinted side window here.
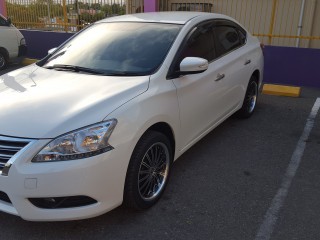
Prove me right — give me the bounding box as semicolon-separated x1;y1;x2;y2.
179;23;215;63
0;17;7;26
214;26;241;57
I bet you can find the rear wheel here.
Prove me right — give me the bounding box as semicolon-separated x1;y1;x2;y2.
124;131;172;210
236;76;258;118
0;51;7;70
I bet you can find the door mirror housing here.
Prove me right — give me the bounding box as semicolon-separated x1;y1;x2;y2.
179;57;208;75
48;48;57;55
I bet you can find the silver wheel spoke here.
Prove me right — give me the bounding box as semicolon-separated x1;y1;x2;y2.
155;174;161;187
145;153;153;166
155;161;166;171
149;177;156;195
139;174;150;183
154;146;159;165
141;161;151;169
154;148;162;167
139;170;150;175
142;178;153;196
150;148;155;166
141;177;151;192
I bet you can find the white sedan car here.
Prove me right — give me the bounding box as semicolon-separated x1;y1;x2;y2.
0;12;263;221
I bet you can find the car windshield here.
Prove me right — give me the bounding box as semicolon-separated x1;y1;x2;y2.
42;22;182;76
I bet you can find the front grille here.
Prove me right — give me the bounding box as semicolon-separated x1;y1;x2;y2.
0;136;30;171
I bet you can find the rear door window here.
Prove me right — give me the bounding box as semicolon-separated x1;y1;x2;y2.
213;26;242;57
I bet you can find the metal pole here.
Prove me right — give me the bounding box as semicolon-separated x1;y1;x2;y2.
63;0;68;32
268;0;278;45
47;0;51;27
306;0;317;48
296;0;306;47
0;0;7;17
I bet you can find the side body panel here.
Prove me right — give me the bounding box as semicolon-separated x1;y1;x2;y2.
0;25;19;58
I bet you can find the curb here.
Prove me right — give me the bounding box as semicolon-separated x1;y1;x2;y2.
262;84;301;97
22;58;38;66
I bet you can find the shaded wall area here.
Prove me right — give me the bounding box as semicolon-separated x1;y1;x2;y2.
264;46;320;88
20;30;74;59
20;30;320;89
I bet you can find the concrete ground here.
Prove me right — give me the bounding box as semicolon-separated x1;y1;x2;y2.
1;63;23;74
1;65;320;239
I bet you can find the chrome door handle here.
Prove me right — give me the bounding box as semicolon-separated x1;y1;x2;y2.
244;59;251;65
215;73;225;82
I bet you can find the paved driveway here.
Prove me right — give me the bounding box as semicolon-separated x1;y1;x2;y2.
1;66;320;239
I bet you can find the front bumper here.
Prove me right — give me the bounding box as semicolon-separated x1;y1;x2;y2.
0;138;130;221
18;45;27;57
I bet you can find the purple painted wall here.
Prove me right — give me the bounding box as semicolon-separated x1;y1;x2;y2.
264;46;320;88
20;30;320;89
0;0;7;17
20;30;74;59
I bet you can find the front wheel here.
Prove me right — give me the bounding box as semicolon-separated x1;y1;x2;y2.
124;131;172;210
236;76;258;118
0;52;8;70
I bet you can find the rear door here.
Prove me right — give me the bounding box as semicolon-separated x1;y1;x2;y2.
0;16;19;58
211;21;252;112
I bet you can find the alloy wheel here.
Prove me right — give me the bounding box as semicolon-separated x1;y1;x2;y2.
0;54;5;69
138;142;170;201
246;81;258;113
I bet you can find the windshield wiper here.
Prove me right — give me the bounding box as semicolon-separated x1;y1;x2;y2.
44;64;106;75
44;65;147;76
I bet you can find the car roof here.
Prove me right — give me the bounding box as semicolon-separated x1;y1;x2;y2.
98;12;228;25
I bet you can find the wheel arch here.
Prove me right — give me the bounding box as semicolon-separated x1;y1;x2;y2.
146;122;176;158
0;47;9;60
121;119;178;182
251;69;262;91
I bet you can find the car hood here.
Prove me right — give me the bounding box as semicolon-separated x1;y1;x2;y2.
0;65;149;139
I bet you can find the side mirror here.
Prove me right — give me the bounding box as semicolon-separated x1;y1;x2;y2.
6;18;12;26
48;48;57;55
179;57;208;75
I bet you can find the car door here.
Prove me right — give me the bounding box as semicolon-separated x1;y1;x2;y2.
211;21;252;113
0;16;19;58
169;21;230;150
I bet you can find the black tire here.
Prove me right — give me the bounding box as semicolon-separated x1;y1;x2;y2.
236;76;259;118
0;51;8;70
124;131;173;210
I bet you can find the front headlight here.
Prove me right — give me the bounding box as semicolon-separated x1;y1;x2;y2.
32;119;117;162
20;38;26;46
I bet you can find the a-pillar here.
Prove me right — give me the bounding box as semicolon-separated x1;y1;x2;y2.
0;0;7;17
144;0;157;12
